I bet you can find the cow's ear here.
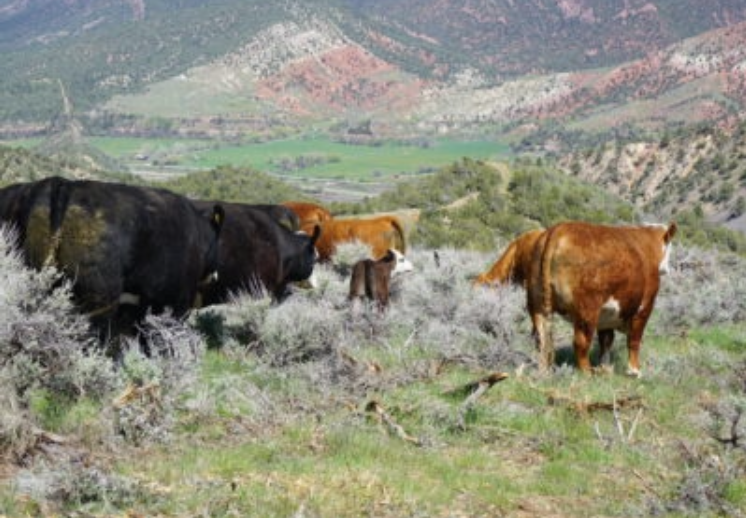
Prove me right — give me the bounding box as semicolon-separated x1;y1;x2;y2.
211;205;225;233
665;222;677;242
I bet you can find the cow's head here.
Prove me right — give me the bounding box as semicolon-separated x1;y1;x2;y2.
383;249;414;277
290;224;321;288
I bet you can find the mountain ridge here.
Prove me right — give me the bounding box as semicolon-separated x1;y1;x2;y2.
2;0;746;139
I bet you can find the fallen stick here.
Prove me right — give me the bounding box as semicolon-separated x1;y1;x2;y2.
449;372;509;431
445;372;510;400
547;393;644;415
365;400;422;446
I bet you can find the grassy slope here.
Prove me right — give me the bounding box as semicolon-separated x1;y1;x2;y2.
7;247;740;517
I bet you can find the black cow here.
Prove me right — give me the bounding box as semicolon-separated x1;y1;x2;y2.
0;176;224;342
192;201;320;304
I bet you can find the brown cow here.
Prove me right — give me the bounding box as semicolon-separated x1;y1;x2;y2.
282;201;333;234
315;215;407;262
526;221;677;376
349;249;413;310
474;229;545;287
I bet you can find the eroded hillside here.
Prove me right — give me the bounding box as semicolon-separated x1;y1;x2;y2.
558;123;746;233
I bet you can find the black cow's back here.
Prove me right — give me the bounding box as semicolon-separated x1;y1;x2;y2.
0;176;224;341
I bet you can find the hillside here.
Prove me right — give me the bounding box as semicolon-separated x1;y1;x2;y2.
0;144;130;185
557;122;746;236
2;0;746;144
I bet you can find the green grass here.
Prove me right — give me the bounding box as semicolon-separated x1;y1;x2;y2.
88;135;511;180
3;323;745;516
58;323;736;517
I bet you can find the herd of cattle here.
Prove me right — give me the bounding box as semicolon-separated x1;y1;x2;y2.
0;176;677;376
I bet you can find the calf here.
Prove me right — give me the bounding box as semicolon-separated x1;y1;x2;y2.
349;249;413;310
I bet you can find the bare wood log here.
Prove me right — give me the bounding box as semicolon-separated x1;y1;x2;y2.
365;400;422;446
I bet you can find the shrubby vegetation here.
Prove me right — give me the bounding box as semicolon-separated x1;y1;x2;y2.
0;225;211;513
337;158;638;251
2;221;745;515
160;164;308;203
0;144;131;187
2;152;746;514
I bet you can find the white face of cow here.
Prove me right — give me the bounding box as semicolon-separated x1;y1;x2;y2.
390;249;414;277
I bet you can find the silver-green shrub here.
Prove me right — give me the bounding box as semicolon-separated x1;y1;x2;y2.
653;246;746;332
0;225;119;460
115;312;207;445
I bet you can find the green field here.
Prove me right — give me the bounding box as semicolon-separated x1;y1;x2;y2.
88;136;512;180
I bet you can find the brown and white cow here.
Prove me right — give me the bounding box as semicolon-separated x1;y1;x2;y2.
282;201;333;235
316;215;407;262
474;229;545;288
349;249;413;310
526;221;677;376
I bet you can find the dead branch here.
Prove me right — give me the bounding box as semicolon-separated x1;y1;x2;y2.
113;382;162;409
628;407;644;442
365;400;422;446
447;372;509;432
547;392;644;415
713;407;743;448
445;372;510;400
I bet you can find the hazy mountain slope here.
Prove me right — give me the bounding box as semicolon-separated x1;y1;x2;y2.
3;0;746;132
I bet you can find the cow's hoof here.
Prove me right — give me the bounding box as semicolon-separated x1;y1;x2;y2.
626;368;642;378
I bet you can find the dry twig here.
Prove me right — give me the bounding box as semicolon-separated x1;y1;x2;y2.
365;400;422;446
446;372;509;431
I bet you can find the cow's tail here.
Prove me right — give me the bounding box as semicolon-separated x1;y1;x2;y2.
538;226;557;315
390;217;407;254
45;177;72;267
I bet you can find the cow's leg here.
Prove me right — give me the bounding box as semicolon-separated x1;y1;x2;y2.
531;313;554;373
625;318;648;378
598;329;615;366
573;320;595;373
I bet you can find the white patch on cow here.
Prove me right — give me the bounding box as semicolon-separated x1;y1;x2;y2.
303;271;318;289
391;249;414;277
659;242;672;275
119;292;140;305
598;297;624;329
643;222;673;275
